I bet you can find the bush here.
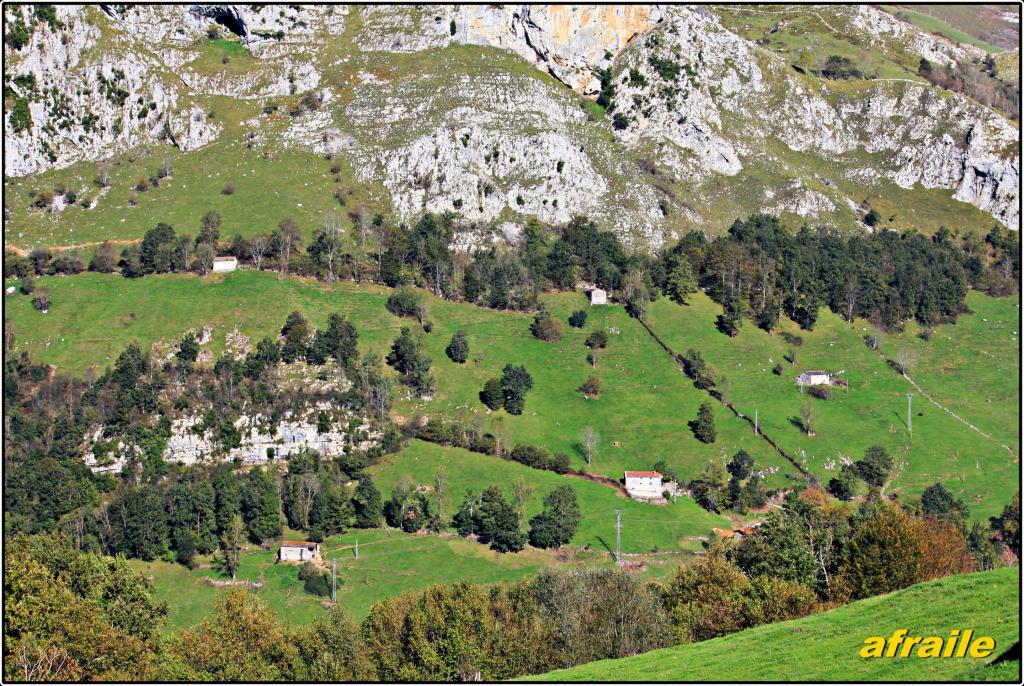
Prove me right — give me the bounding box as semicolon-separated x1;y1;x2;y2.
386;288;425;321
445;331;468;363
577;376;600;398
568;310;588;328
772;363;783;376
530;308;563;342
585;330;608;349
808;385;831;400
221;183;236;195
32;291;51;312
480;378;502;410
19;275;36;294
299;562;331;597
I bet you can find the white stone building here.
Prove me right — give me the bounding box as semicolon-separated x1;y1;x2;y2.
796;370;844;386
212;256;238;272
624;470;663;499
589;287;607;305
279;541;321;563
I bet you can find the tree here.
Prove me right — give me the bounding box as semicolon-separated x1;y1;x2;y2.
243;471;283;543
726;450;753;480
827;463;859;501
585;330;608;349
856;445;892;488
991;492;1020;557
176;332;199;365
839;504;925;599
139;222;176;273
474;486;525;553
197;211;222;245
386;327;434;396
799;402;815;437
386;288;425;322
580;426;598;467
280;310;310;363
318;313;359;368
665;260;697;305
716;296;743;337
691;402;716;443
89;241;120;273
530;307;563;342
353;476;383;529
528;485;581;548
500;364;534;415
445;330;469;364
219;514;245;581
894;348;917;376
920;482;968;527
480;378;503;410
568;310;587;328
248;234;271;270
274;218;301;275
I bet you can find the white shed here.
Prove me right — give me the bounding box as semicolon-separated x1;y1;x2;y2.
624;470;663;498
212;256;238;272
589;288;607;305
279;541;321;563
796;370;843;386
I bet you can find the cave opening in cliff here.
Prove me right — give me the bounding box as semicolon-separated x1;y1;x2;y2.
208;9;246;39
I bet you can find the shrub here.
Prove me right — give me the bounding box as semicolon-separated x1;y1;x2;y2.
480;378;502;410
386;288;425;321
808;385;831;400
530;308;563;342
585;330;608;349
221;183;236;195
445;330;468;364
772;363;783;376
19;275;36;294
299;562;331;597
135;178;149;192
32;291;51;312
568;309;588;328
577;376;600;398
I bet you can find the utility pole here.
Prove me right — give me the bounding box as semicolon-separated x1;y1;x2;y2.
614;510;623;563
906;394;913;437
355;538;359;560
754;409;759;436
331;558;337;603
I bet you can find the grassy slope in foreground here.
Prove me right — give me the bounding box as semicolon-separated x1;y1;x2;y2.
532;567;1020;682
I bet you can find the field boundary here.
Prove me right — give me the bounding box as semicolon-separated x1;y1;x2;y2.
637;317;811;479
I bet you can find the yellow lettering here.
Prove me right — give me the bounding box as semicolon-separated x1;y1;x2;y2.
899;637;923;657
886;630;909;657
956;630;973;658
943;630;960;657
917;637;944;658
860;637;886;658
969;636;994;658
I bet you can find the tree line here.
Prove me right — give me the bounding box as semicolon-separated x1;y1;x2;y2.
8;485;1018;681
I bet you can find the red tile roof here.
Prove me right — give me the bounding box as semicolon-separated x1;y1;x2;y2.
281;541;318;548
625;471;662;478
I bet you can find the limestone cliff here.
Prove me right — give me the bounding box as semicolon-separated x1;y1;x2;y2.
3;3;1018;237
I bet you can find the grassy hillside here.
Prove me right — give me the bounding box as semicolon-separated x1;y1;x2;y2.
369;440;730;554
532;567;1021;682
131;525;551;631
643;292;1018;522
2;270;794;488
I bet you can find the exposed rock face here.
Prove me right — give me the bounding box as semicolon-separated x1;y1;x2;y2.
3;3;1018;233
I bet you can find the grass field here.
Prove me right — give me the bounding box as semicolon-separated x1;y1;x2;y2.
880;291;1020;453
532;567;1021;681
3;270;795;489
643;291;1018;523
881;5;1008;54
130;524;553;631
369;440;731;554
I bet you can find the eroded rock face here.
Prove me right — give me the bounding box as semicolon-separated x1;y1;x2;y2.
4;3;1018;232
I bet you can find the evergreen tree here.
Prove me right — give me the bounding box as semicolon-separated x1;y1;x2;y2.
445;330;469;364
691;402;716;443
280;310;311;363
500;364;534;415
353;476;384;529
480;378;503;410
